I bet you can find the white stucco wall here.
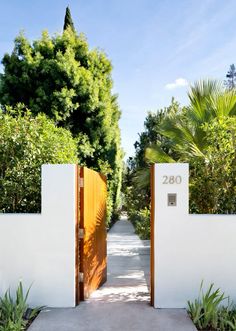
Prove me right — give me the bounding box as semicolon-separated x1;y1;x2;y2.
154;163;236;308
0;164;76;308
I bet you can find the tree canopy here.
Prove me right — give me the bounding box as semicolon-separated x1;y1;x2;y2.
146;80;236;163
122;99;179;239
0;25;123;220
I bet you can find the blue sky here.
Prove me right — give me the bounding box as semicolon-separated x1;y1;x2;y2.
1;0;236;158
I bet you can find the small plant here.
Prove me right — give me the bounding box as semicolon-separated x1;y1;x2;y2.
187;281;236;331
0;282;41;331
217;305;236;331
128;207;150;239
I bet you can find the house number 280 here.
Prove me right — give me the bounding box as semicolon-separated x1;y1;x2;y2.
162;175;182;184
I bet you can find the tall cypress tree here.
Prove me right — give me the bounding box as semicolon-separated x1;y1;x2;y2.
63;6;75;32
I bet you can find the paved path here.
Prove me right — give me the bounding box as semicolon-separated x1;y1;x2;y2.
88;215;150;303
29;217;196;331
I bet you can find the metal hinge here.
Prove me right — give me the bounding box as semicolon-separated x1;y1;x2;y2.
79;228;84;239
79;272;84;283
79;178;84;188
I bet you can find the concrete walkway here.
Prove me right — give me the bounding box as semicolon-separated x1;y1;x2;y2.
29;217;196;331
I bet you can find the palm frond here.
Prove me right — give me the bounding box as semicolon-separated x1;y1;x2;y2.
145;145;175;164
188;79;222;123
211;91;236;118
132;167;150;190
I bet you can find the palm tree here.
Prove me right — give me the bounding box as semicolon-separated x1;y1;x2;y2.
145;79;236;164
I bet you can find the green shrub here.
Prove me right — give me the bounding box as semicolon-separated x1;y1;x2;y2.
0;282;41;331
0;106;78;213
128;207;150;240
190;118;236;214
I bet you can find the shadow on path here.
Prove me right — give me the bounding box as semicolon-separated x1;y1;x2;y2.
88;215;150;302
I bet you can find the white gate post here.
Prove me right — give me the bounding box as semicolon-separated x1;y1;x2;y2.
153;163;189;308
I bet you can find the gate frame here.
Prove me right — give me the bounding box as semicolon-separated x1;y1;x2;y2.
76;165;154;306
150;165;155;306
75;166;85;304
75;165;80;305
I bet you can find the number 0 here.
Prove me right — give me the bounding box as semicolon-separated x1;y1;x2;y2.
175;176;182;184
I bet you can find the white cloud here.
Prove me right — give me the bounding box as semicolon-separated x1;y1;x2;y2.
165;78;188;90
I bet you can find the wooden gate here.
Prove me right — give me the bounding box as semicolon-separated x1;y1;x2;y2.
75;167;107;304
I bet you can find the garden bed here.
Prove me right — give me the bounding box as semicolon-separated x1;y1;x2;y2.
188;282;236;331
0;282;42;331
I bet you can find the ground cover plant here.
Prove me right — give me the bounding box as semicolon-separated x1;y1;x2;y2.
187;282;236;331
0;282;41;331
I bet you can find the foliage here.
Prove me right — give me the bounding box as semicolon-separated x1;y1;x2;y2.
123;99;181;238
126;80;236;237
128;207;150;240
225;64;236;90
132;98;180;169
0;25;123;221
63;6;75;32
190;118;236;214
0;106;78;213
0;282;41;331
187;282;236;331
149;80;236;163
145;80;236;214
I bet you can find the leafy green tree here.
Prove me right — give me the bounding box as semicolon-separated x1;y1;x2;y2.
133;98;181;169
0;105;78;213
190;117;236;214
0;27;123;220
63;6;75;32
123;100;180;239
124;98;181;195
225;64;236;90
125;79;236;239
146;80;236;163
145;80;236;214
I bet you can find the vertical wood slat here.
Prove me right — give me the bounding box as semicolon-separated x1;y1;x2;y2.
78;167;107;301
79;167;85;301
150;164;155;306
